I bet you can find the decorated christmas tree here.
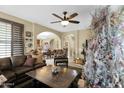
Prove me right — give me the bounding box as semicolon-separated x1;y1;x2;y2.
84;6;124;88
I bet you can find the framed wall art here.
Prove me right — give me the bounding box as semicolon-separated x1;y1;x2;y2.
26;31;32;37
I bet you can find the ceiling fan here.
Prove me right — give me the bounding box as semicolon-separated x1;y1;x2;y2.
51;11;80;26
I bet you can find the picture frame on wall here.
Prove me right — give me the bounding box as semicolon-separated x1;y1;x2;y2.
26;31;32;37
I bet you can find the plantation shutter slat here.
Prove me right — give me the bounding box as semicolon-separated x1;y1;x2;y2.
0;18;24;58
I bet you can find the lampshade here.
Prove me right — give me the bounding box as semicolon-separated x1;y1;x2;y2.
61;21;69;26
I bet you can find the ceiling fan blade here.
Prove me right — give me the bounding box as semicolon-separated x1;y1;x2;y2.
50;21;61;24
52;13;63;20
68;13;78;19
69;20;80;24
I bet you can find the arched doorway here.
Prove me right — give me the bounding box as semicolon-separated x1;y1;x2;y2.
63;34;75;59
36;32;61;51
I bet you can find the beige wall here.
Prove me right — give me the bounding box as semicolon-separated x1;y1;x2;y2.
62;29;93;59
78;29;93;58
0;11;62;53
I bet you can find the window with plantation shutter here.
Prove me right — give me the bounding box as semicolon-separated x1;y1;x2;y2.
0;18;24;58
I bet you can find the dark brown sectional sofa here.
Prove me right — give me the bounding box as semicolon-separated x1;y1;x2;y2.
0;55;46;87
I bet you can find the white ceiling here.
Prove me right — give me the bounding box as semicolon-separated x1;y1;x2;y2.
0;5;121;32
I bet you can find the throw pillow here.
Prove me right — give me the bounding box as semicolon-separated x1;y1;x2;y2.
24;57;36;67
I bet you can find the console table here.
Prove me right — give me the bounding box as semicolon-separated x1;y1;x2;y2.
54;57;68;67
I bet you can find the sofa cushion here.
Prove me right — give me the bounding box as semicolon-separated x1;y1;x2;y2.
0;57;12;70
33;63;46;69
24;56;36;67
1;70;16;80
11;56;27;67
13;66;33;75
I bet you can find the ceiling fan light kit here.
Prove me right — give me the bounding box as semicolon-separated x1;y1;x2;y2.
61;20;69;26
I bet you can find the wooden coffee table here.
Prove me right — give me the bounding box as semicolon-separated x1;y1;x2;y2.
26;65;78;88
